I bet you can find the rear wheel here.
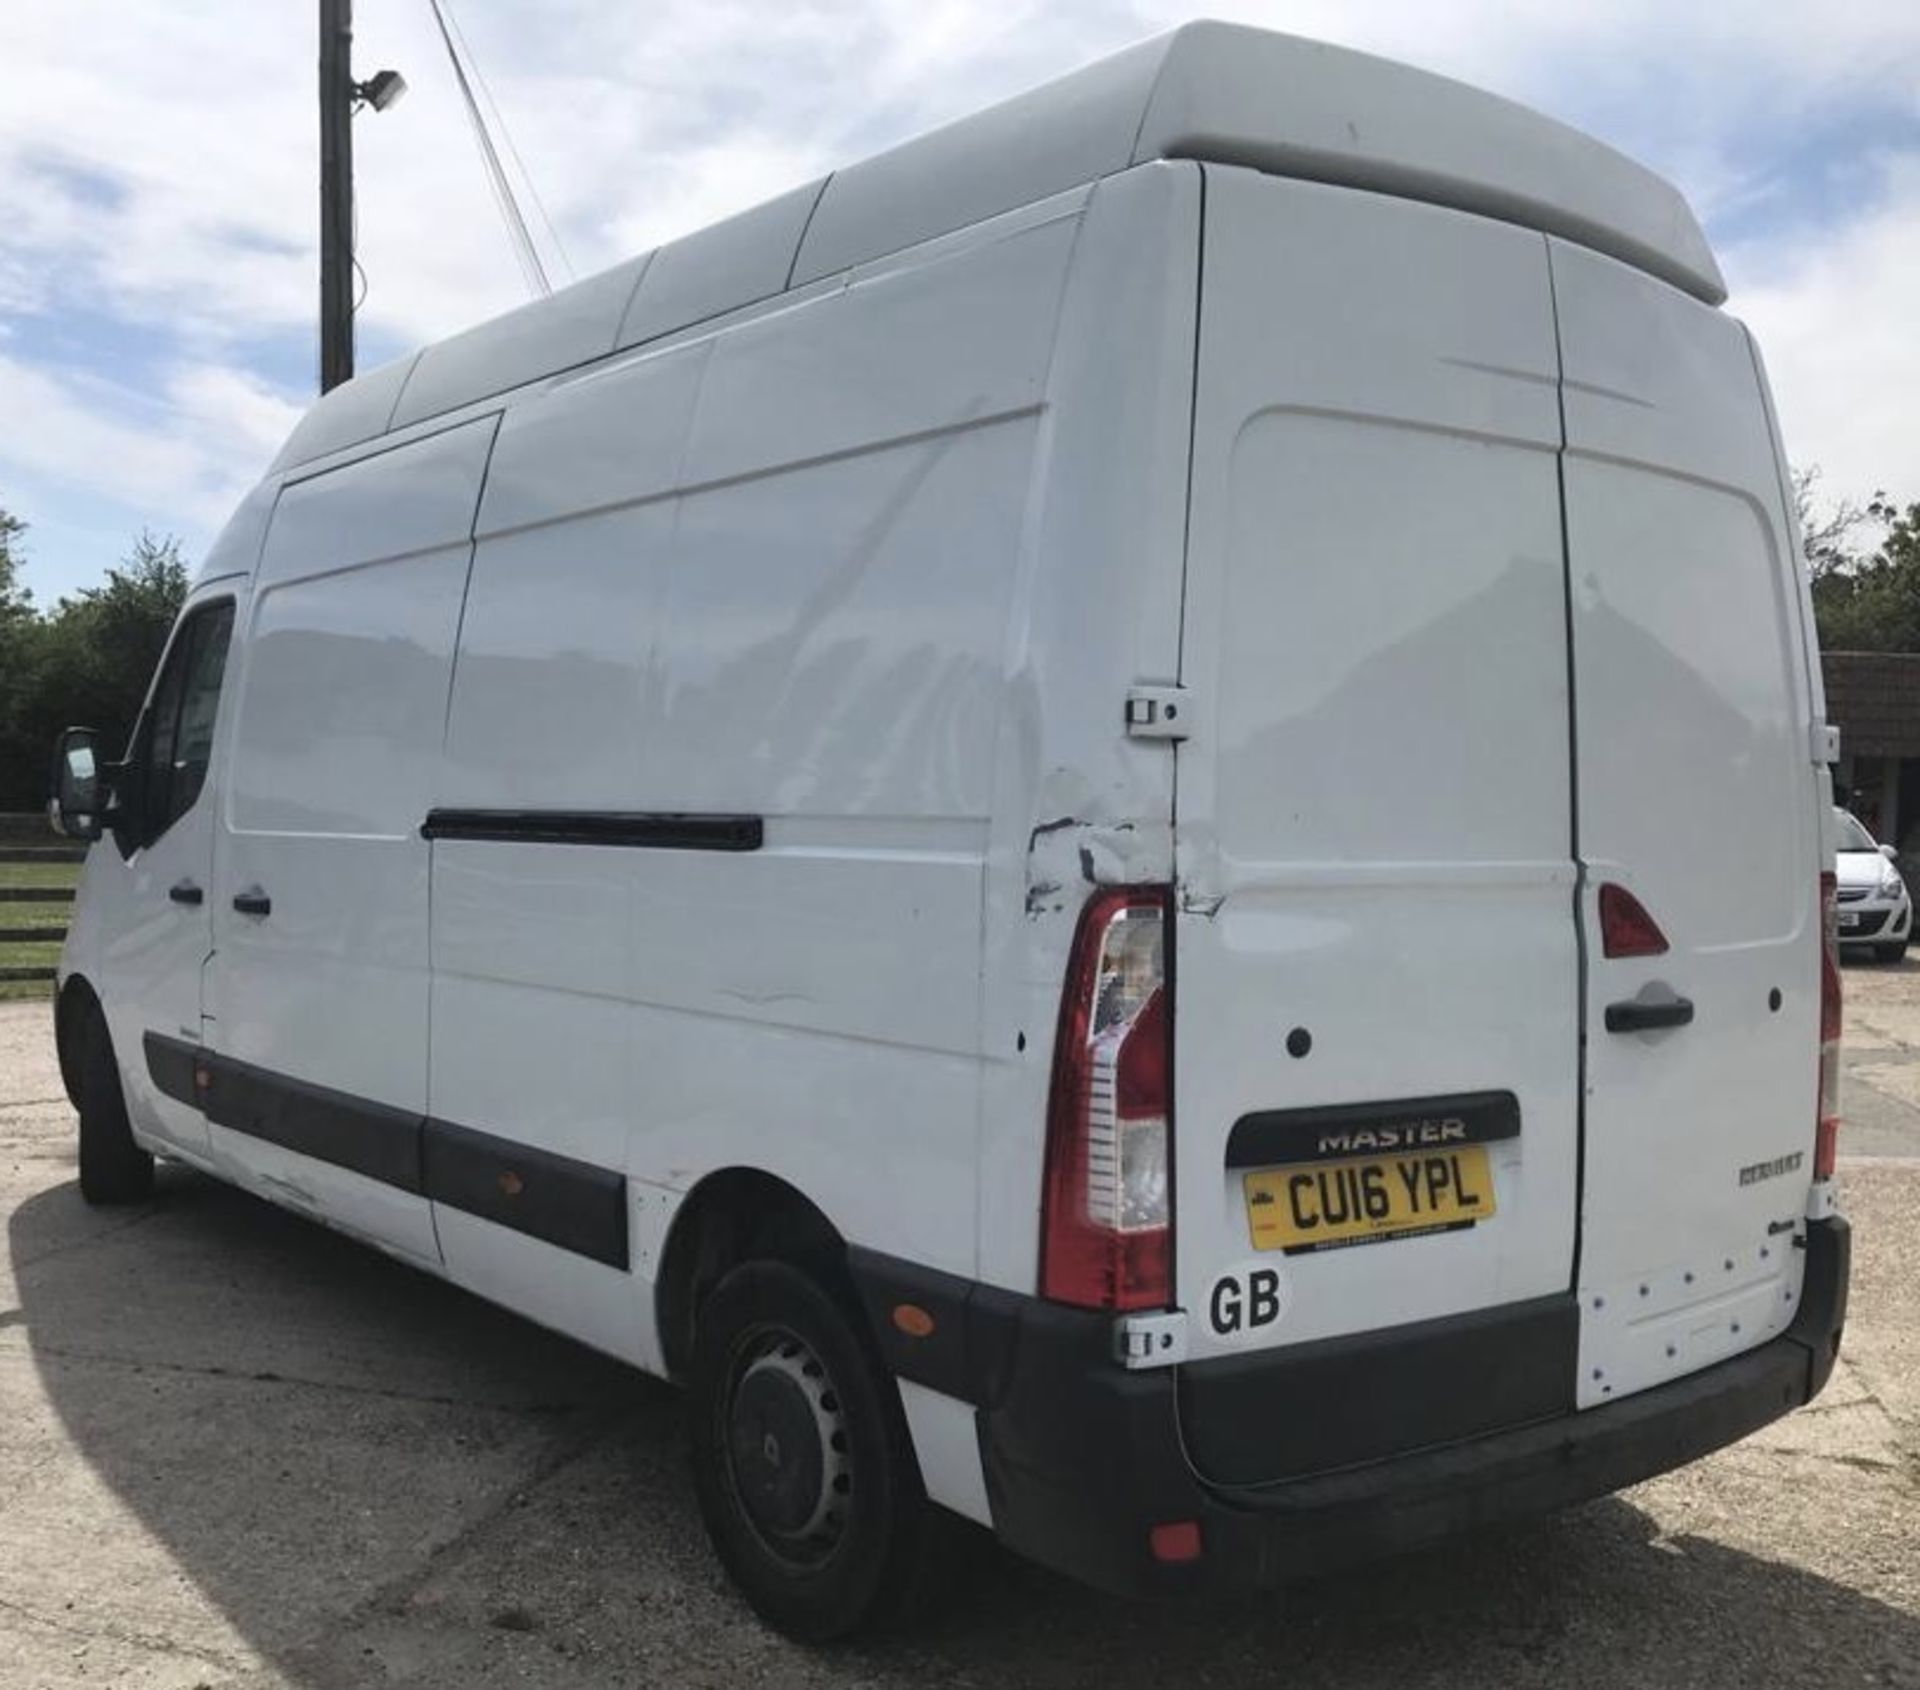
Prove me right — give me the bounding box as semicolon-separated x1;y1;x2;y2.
687;1257;927;1641
75;1004;153;1205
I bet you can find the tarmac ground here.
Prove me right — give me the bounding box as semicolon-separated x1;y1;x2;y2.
2;969;1916;1688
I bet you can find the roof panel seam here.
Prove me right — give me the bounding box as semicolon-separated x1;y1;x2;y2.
606;248;661;357
784;175;836;291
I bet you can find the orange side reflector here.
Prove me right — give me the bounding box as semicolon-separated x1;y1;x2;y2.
891;1303;936;1339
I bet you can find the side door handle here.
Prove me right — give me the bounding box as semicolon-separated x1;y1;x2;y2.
231;887;273;918
1604;996;1694;1034
167;880;204;907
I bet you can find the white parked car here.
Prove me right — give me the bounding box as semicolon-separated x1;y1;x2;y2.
46;21;1848;1640
1833;808;1911;963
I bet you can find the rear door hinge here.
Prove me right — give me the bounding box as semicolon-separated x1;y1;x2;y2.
1811;720;1840;766
1126;684;1190;742
1114;1307;1189;1369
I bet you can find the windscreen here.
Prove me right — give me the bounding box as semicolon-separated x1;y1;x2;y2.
1836;811;1878;853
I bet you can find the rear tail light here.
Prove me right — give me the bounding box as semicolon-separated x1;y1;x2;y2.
1599;882;1669;958
1817;870;1842;1179
1040;886;1172;1311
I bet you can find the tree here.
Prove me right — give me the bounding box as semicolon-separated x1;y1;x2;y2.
0;507;39;809
1791;464;1920;652
1810;498;1920;653
0;507;30;621
0;520;191;811
31;529;191;756
1793;465;1884;582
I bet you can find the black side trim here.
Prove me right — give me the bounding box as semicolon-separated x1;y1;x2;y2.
155;1046;632;1270
422;809;763;852
142;1032;201;1109
1226;1089;1520;1170
846;1247;1024;1409
203;1053;426;1194
1177;1292;1577;1486
423;1118;629;1270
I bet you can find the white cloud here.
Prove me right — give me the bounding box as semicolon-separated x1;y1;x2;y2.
1727;154;1920;511
0;354;298;531
1;0;1918;600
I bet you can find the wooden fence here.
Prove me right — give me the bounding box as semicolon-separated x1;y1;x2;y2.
0;816;81;989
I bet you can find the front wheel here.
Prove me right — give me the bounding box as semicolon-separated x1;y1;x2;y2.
75;1004;154;1205
686;1258;927;1641
1876;936;1910;964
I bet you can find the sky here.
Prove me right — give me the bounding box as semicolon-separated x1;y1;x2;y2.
1;0;1917;604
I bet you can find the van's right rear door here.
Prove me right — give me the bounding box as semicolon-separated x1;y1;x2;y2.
1550;240;1825;1408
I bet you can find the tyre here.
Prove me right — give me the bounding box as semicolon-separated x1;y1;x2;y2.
75;1004;154;1205
1875;937;1909;964
687;1257;927;1641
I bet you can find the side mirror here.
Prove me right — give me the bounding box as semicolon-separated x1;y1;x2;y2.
1882;843;1900;861
48;727;103;842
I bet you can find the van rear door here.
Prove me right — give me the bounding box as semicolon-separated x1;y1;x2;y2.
1171;169;1582;1420
1549;240;1824;1407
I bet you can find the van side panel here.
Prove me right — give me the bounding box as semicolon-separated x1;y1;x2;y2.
429;208;1083;1369
975;161;1199;1297
207;419;497;1265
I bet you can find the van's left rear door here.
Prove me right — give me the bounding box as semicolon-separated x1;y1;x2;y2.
1170;171;1582;1478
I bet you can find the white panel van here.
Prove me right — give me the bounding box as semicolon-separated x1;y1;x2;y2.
50;22;1849;1640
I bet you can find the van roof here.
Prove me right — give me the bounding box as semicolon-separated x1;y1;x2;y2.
272;20;1723;474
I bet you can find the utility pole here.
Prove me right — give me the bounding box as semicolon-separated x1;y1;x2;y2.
318;0;355;393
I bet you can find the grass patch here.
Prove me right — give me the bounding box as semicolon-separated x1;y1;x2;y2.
0;979;53;1002
1;903;72;932
0;860;80;891
0;940;62;968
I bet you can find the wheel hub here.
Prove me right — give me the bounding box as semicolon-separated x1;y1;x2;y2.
726;1332;850;1563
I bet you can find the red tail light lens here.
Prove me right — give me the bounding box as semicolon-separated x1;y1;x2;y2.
1040;886;1172;1311
1599;882;1669;958
1817;870;1842;1179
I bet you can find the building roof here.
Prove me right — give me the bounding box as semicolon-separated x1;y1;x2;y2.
1823;652;1920;761
272;20;1723;476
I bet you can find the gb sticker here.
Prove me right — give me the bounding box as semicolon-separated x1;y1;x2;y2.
1207;1260;1293;1342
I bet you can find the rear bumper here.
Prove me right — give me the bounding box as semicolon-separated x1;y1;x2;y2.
853;1218;1850;1597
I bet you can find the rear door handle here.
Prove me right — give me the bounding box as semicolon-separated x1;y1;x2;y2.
1604;996;1694;1034
167;880;203;907
231;887;272;918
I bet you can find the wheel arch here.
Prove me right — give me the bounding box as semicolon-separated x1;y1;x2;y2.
653;1166;851;1382
53;972;103;1109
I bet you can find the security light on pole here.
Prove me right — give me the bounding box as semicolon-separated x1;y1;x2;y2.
318;0;405;394
355;69;408;113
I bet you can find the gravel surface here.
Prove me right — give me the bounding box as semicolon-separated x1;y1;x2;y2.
1;980;1915;1689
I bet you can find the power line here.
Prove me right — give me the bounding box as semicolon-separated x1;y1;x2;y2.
426;0;550;297
439;0;574;284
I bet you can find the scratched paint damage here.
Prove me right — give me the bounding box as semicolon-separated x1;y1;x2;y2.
1025;813;1174;916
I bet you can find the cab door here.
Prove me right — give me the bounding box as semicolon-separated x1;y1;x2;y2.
95;587;242;1160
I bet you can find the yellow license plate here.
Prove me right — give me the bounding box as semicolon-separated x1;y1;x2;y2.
1244;1146;1496;1254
